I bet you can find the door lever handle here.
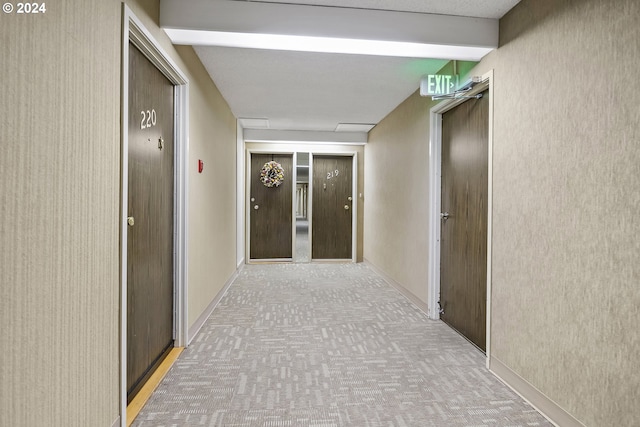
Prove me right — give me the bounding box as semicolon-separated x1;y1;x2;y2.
440;212;450;221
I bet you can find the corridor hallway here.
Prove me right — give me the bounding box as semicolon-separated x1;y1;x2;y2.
132;263;551;426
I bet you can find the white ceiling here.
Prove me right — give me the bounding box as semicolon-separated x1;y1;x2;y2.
194;47;448;131
160;0;521;136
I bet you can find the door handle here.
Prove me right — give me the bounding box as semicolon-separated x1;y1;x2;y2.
254;205;259;210
344;205;350;210
440;212;449;221
127;216;135;226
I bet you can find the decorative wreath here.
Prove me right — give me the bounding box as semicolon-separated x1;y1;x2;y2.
260;161;285;188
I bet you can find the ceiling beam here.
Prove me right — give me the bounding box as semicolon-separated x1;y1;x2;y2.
160;0;498;60
243;129;368;144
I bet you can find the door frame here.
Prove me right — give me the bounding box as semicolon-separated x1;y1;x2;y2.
121;6;190;425
245;149;297;262
427;70;493;366
309;152;358;262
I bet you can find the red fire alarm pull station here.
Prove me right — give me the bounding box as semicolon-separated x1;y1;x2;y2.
198;159;204;173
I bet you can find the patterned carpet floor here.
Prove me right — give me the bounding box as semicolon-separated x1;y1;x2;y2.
295;220;310;263
133;263;552;427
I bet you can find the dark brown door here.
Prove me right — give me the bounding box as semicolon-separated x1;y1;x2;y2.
250;153;293;260
440;91;489;351
311;155;353;259
127;43;175;401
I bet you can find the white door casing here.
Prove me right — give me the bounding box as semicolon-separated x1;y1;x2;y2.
121;6;189;426
427;70;493;367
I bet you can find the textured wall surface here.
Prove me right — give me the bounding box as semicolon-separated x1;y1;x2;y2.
365;0;640;424
245;142;365;262
179;44;238;328
0;0;238;424
472;0;640;425
364;91;436;304
0;1;122;425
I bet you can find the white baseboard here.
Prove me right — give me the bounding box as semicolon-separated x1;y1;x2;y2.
364;258;429;315
112;415;120;427
489;356;585;427
187;265;243;344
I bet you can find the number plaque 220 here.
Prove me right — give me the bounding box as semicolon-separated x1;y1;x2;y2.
140;109;157;130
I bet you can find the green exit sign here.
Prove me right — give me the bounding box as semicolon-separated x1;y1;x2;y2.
420;74;459;96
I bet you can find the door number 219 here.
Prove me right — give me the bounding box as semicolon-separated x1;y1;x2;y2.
327;170;340;180
140;109;157;130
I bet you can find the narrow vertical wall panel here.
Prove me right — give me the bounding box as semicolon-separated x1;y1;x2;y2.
365;91;435;304
0;0;122;425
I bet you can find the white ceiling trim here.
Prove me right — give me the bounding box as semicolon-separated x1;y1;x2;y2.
335;123;376;132
160;0;498;60
238;118;270;129
164;29;493;60
244;129;368;144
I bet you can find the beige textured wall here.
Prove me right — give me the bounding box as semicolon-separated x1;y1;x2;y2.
366;0;639;424
1;0;238;424
364;92;436;303
363;60;476;305
179;44;238;327
0;1;122;425
245;142;365;261
472;0;640;425
124;0;238;336
367;0;639;424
